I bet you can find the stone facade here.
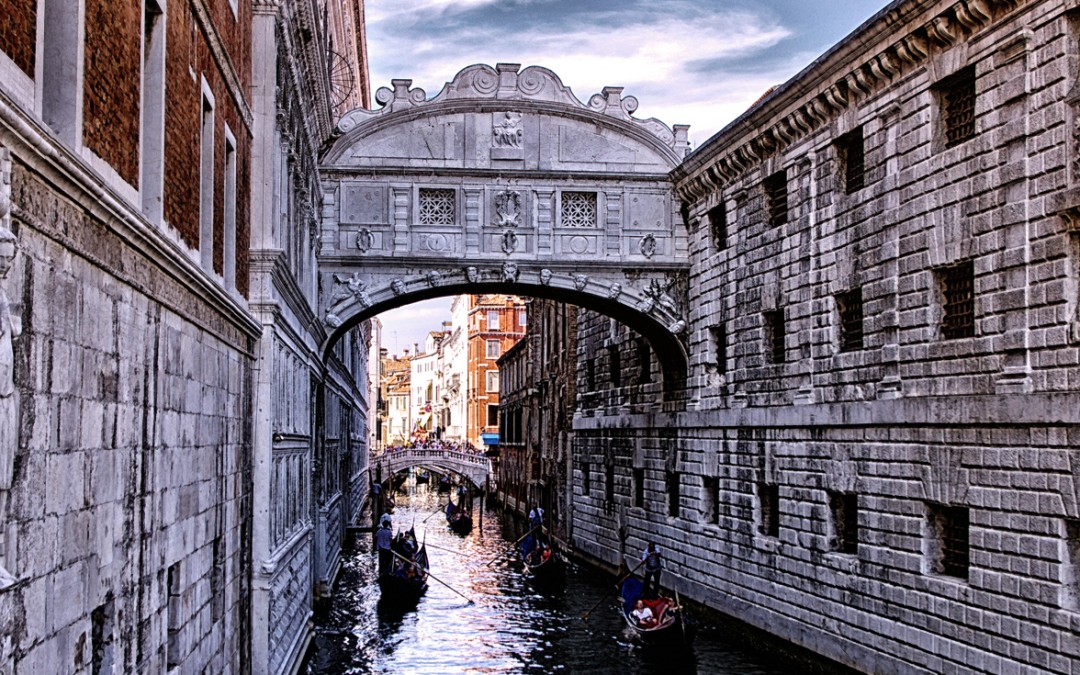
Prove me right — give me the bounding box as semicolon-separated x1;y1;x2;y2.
564;0;1080;672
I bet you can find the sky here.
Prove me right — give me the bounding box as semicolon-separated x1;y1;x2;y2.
365;0;893;355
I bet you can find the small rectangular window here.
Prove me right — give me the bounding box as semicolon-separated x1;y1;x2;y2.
836;288;864;352
838;126;865;194
605;464;615;506
926;503;969;579
486;404;499;427
418;188;456;225
583;462;591;495
608;345;622;388
938;261;975;340
199;92;215;271
703;476;719;525
764;170;788;227
166;562;181;668
486;339;501;358
938;66;976;148
1062;519;1080;610
636;338;652;384
223;132;237;291
764;309;786;364
561;191;597;227
710;324;727;374
758;483;780;537
519;310;527;327
585;357;596;391
488;310;500;331
633;467;645;508
829;491;859;554
486;370;499;393
211;537;225;621
667;471;681;518
708;202;727;249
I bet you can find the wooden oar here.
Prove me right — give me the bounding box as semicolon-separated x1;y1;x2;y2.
484;524;541;566
390;549;474;605
581;559;645;622
675;588;687;642
422;504;448;523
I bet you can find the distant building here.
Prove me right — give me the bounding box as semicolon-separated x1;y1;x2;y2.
465;295;527;448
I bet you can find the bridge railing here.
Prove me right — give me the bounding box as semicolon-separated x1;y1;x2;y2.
373;447;492;473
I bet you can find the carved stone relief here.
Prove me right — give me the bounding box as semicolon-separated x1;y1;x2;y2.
573;274;589;291
502;262;519;283
492;112;524;160
0;146;19;589
493;190;522;227
539;268;552;285
501;230;518;254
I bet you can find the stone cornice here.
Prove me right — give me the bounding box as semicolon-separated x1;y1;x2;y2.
0;92;262;345
672;0;1025;206
191;0;254;132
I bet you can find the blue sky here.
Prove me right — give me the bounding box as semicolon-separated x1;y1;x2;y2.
365;0;893;354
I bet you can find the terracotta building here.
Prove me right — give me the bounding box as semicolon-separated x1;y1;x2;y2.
465;294;527;448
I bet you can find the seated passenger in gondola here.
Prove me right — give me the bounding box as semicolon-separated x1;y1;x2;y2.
631;599;656;628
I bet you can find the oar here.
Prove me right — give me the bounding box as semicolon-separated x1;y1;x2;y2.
422;504;448;523
581;558;645;621
390;549;474;605
675;588;687;642
484;524;541;566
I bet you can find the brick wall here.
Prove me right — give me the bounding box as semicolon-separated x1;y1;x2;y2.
83;0;141;187
0;0;35;77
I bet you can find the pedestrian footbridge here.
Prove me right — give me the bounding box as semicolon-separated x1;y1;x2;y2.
373;448;492;488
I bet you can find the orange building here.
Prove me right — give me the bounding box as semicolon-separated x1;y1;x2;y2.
465;295;527;448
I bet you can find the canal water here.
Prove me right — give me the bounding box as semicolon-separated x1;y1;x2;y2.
303;486;817;675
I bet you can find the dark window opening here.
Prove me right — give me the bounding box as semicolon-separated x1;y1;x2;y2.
829;491;859;554
1064;519;1080;609
608;345;622;388
836;288;864;352
212;536;225;621
710;324;727;374
667;471;681;518
927;503;970;579
583;462;591;496
487;404;499;427
838;126;865;194
637;338;652;384
939;66;976;148
91;594;115;675
586;357;596;391
605;464;615;509
758;483;780;537
939;260;975;339
764;170;788;227
167;562;181;668
703;476;719;525
633;467;645;508
764;310;786;363
708;202;727;249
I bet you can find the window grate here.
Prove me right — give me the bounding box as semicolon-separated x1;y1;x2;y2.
418;188;455;225
928;503;969;578
708;202;727;249
758;483;779;537
942;67;976;148
764;170;788;227
561;191;597;227
836;288;864;352
765;310;786;363
940;261;975;339
840;127;865;193
829;491;859;554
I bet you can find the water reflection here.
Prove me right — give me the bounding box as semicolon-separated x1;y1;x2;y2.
304;487;802;674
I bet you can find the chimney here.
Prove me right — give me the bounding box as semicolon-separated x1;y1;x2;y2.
414;342;420;355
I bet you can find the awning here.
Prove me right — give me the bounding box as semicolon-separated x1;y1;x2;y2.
481;432;500;446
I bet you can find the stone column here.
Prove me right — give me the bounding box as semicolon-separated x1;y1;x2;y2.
0;146;21;589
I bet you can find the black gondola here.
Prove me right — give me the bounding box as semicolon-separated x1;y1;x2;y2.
378;529;429;606
521;538;565;585
415;470;429;485
619;577;684;642
390;472;408;493
445;502;473;535
437;475;451;493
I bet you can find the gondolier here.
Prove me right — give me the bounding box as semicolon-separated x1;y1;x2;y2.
641;542;662;597
376;518;393;575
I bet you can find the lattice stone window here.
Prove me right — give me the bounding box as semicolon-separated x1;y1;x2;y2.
561;191;597;227
418;188;456;225
937;260;975;340
708;201;727;249
938;66;976;148
926;503;969;579
764;170;788;227
829;491;859;554
836;288;864;352
838;126;865;194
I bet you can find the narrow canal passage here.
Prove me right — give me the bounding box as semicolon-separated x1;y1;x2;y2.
303;486;817;674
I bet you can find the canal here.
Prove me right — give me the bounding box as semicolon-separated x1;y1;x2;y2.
303;485;839;674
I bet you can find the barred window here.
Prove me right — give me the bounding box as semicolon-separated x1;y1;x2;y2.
939;66;976;148
938;261;975;339
633;467;645;508
764;170;788;226
583;462;591;495
708;202;727;249
758;483;780;537
667;470;681;518
561;191;597;227
829;491;859;554
926;503;969;579
418;188;455;225
764;309;786;363
637;337;652;384
838;126;865;194
710;323;727;374
608;345;622;388
836;288;864;352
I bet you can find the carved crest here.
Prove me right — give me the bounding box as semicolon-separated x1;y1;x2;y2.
493;190;521;227
356;228;374;253
501;230;518;254
639;233;657;259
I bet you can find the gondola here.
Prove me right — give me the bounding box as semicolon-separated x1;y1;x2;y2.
445;502;473;535
415;470;430;485
378;530;429;607
521;538;565;585
619;577;684;642
437;475;452;493
390;472;408;493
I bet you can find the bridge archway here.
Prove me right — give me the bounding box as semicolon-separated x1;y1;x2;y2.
317;63;692;398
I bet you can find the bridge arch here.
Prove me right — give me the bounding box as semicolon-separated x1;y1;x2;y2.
316;63;692;398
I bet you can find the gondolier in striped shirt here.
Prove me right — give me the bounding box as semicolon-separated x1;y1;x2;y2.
641;542;663;597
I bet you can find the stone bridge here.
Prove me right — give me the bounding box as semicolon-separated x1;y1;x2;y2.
373;448;493;489
316;63;693;398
